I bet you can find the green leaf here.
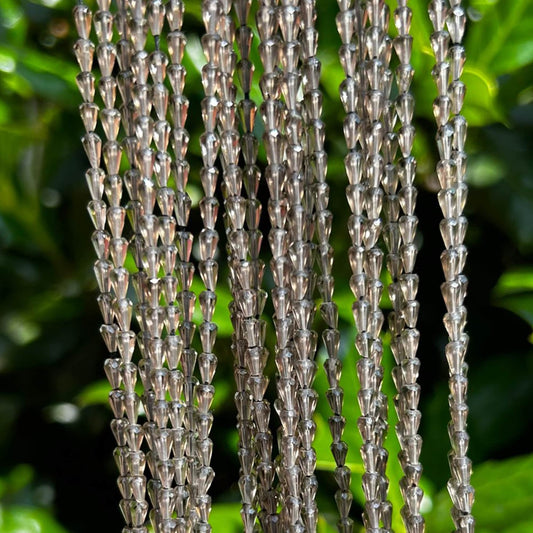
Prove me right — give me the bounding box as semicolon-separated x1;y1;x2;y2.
494;268;533;296
462;67;504;126
493;269;533;328
468;1;533;77
467;154;505;187
210;503;242;533
426;454;533;532
0;505;67;533
75;379;111;407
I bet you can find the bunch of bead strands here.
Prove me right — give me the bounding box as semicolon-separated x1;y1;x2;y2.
144;3;189;532
383;0;424;533
334;2;364;529
220;0;262;528
362;2;396;529
125;3;176;532
294;1;323;531
165;1;196;530
256;1;297;531
300;1;354;530
278;1;311;530
428;2;474;531
336;0;393;530
231;1;279;531
385;2;425;532
193;1;226;530
74;1;150;531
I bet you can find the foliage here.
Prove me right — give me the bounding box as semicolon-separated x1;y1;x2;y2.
0;0;533;531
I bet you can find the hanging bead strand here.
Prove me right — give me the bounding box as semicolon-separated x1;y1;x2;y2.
125;2;172;531
337;0;393;530
110;0;152;527
300;1;355;531
428;1;474;531
220;0;264;529
164;1;195;530
257;1;300;531
278;0;311;529
231;1;280;530
360;2;395;530
258;2;298;531
383;2;425;532
295;1;326;530
185;1;225;530
335;2;366;529
74;1;150;530
171;1;219;529
141;3;185;533
118;2;155;530
330;2;363;528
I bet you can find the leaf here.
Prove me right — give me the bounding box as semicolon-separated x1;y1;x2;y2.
468;0;533;77
0;505;68;533
462;67;504;126
426;454;533;532
494;268;533;296
209;503;242;533
75;380;111;407
467;154;505;187
493;269;533;328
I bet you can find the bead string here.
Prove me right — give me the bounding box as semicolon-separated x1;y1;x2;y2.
428;1;474;531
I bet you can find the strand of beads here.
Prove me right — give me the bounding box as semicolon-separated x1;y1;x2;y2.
188;1;226;530
383;2;425;532
278;1;311;529
337;0;393;530
256;1;297;531
301;1;354;531
219;0;264;528
359;2;395;530
329;3;360;529
108;1;152;529
74;1;150;531
232;1;280;530
335;2;366;529
194;4;237;532
143;3;186;532
428;2;474;531
295;0;329;530
164;1;193;530
125;2;170;530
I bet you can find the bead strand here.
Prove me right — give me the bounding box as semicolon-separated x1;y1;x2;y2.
74;2;150;531
278;0;309;529
384;2;425;532
164;1;195;530
428;1;474;531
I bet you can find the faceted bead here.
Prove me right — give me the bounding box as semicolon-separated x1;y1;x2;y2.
73;4;92;40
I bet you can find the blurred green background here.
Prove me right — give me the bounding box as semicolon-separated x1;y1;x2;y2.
1;0;533;531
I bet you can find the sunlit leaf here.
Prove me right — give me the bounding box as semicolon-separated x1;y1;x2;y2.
210;503;242;533
468;0;533;77
467;154;505;187
462;67;505;126
426;453;533;532
0;505;67;533
494;269;533;296
75;379;110;407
